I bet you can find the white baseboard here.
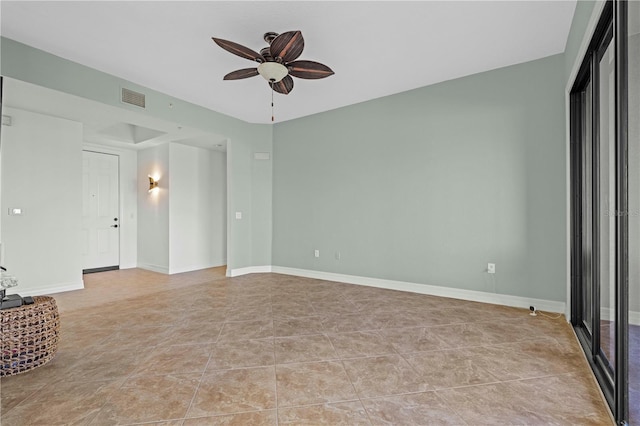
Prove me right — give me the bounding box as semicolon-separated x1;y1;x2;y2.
227;265;272;277
137;263;169;274
9;280;85;297
271;266;566;314
601;307;640;326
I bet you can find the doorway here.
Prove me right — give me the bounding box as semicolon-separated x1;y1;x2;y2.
82;150;120;273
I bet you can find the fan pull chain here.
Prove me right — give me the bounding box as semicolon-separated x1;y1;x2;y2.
270;79;275;122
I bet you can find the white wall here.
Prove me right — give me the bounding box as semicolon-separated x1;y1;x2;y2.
138;142;226;275
137;144;170;273
210;149;227;266
0;107;84;295
83;143;138;269
169;143;213;274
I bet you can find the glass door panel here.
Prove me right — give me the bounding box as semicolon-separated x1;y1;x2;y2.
582;79;594;337
598;33;616;373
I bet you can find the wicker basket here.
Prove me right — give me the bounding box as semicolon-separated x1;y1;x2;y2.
1;296;60;376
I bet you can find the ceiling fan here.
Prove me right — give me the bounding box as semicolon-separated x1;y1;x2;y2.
211;30;334;96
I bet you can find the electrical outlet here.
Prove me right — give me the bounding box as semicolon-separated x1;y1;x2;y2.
487;263;496;274
335;251;341;260
314;250;320;258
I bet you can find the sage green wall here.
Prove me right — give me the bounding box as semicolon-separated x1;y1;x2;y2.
564;0;598;83
273;54;566;302
0;37;272;271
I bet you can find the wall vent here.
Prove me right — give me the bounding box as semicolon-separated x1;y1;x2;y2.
121;88;146;108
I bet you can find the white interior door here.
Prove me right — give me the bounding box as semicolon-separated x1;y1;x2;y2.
82;151;119;271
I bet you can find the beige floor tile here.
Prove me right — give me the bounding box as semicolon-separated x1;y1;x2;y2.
133;344;211;376
226;304;273;321
122;308;186;327
404;349;500;389
361;392;466;425
100;325;174;350
217;320;274;342
436;381;553;424
90;374;200;425
343;354;432;398
186;367;276;418
57;327;117;351
328;331;396;358
311;300;360;315
320;314;377;333
276;361;358;407
378;326;452;353
425;322;506;348
66;348;152;381
275;334;338;364
387;309;455;328
0;383;41;417
1;378;123;426
182;307;228;323
509;337;588;374
206;338;275;370
158;322;224;346
505;373;613;424
467;339;585;381
0;347;90;390
273;316;326;337
278;401;370;425
182;410;277;425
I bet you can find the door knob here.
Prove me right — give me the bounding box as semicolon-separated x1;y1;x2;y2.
110;224;118;228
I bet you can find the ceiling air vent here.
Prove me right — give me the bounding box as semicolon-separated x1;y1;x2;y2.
121;88;146;109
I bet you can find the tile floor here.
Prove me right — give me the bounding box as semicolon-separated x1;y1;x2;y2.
1;268;613;425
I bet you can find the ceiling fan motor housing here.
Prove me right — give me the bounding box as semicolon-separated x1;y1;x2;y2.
263;32;279;44
257;62;288;82
260;47;273;61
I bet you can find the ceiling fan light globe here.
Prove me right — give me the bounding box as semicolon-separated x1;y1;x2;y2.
257;62;288;83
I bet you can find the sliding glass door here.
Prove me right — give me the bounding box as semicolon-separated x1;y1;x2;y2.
570;1;634;424
598;16;617;380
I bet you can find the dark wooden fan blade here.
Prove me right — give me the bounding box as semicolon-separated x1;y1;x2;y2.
223;68;259;80
271;75;294;95
287;60;334;79
212;37;264;62
270;31;304;63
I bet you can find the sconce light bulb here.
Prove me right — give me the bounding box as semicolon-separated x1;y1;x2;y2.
148;175;159;192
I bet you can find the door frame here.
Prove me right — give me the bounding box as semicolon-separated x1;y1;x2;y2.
569;0;629;423
82;143;137;270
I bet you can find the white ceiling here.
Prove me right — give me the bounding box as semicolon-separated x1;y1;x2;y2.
1;1;577;124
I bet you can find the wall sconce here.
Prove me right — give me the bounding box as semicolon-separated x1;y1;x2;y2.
148;176;159;193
